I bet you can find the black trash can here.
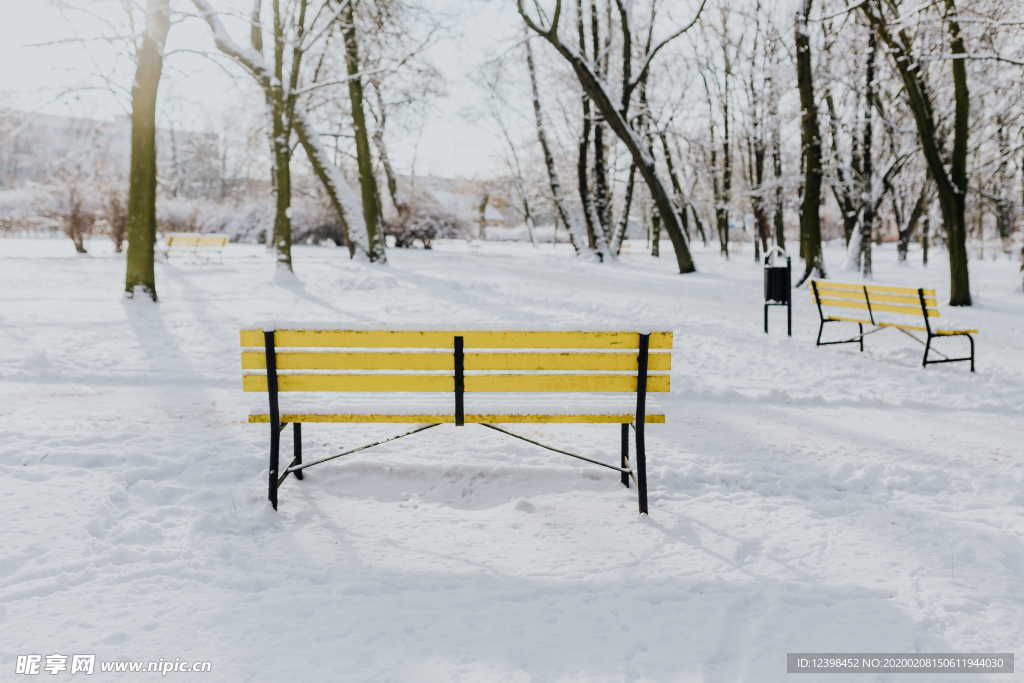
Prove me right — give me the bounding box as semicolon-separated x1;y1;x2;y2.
763;247;791;335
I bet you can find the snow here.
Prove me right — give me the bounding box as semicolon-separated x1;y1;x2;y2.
2;236;1023;681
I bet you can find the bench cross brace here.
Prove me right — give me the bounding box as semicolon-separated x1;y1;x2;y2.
479;423;630;474
284;423;442;476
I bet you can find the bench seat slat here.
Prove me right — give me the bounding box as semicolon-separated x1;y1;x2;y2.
242;373;670;393
240;329;673;350
827;316;976;335
241;350;672;371
248;413;666;424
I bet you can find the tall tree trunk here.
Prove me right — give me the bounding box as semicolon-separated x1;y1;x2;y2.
269;0;293;270
370;81;401;213
717;51;733;259
613;162;637;254
524;31;591;255
478;193;490;240
341;0;385;262
660;131;692;244
590;0;611;240
767;52;786;251
125;0;171;300
794;0;826;286
575;0;598;250
859;30;877;277
897;184;928;262
859;0;971;304
824;87;860;245
690;202;709;247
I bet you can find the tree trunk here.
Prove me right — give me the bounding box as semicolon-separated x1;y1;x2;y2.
370;81;401;212
524;31;591;255
859;0;971;304
341;0;385;262
825;88;860;245
478;193;490;240
520;4;696;273
589;0;611;240
124;0;171;300
613;162;637;254
107;191;127;253
767;51;786;251
898;184;928;262
660;131;691;243
794;0;826;286
859;30;877;277
717;49;732;259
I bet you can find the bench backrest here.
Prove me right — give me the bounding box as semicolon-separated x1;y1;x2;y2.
240;330;672;394
166;234;229;249
810;280;938;325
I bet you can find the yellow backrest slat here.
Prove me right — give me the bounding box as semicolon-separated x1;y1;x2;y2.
814;297;870;311
167;235;229;247
812;280;935;297
241;350;672;372
867;293;936;307
242;373;670;393
240;330;673;350
810;290;937;308
866;283;935;297
869;303;939;317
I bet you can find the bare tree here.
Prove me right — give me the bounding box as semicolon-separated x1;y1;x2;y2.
794;0;826;286
124;0;171;300
340;0;386;261
518;0;702;274
859;0;973;305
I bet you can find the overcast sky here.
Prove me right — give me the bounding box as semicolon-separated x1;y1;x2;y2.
0;0;521;178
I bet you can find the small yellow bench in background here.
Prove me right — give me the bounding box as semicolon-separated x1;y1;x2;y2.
163;234;229;261
810;280;977;371
240;329;673;513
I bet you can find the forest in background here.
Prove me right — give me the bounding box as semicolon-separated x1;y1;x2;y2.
1;0;1023;303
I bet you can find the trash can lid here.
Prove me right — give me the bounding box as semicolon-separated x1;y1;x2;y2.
764;245;788;267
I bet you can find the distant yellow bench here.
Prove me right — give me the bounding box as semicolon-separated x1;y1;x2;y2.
163;234;229;261
240;329;673;512
810;280;976;371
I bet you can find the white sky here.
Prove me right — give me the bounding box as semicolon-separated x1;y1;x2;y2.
0;0;521;178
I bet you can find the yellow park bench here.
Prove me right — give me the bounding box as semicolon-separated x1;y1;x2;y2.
162;234;229;261
810;280;977;371
240;329;673;513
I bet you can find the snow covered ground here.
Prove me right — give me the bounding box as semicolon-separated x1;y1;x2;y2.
2;235;1022;682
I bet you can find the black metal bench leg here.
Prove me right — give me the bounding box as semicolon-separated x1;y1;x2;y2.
635;420;648;514
859;323;864;352
293;423;303;480
816;320;825;346
269;420;280;510
968;334;975;372
923;334;932;368
620;424;629;488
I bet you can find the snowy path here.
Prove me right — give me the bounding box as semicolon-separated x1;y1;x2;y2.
2;237;1022;682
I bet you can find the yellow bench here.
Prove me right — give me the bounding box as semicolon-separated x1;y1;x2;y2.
240;329;673;512
810;280;977;371
163;234;229;261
